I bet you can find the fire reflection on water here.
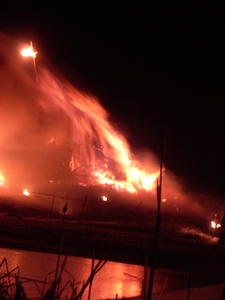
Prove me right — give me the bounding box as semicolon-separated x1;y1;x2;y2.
93;262;142;297
0;247;143;299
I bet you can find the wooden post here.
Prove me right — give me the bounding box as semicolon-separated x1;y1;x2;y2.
146;127;167;300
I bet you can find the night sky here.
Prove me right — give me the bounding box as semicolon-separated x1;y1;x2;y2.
0;1;225;199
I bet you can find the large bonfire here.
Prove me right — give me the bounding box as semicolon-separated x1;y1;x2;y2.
0;33;159;195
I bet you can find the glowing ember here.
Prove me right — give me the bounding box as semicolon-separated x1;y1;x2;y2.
23;189;30;196
211;221;221;229
102;196;108;201
20;42;37;58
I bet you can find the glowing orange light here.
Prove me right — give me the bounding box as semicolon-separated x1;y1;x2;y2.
23;189;30;196
0;173;5;186
20;42;37;58
102;196;108;201
162;198;166;202
211;221;221;229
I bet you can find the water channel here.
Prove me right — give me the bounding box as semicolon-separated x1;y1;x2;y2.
0;247;146;299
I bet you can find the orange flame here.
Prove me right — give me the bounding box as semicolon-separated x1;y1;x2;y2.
37;69;159;193
0;34;159;194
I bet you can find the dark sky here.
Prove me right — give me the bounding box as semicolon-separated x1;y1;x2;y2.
0;1;225;198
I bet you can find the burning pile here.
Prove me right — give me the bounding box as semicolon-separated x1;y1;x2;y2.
0;33;159;194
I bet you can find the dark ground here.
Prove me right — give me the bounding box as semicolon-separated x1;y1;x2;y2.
1;199;225;291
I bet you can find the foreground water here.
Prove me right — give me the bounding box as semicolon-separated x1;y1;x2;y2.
1;246;222;300
0;247;145;299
